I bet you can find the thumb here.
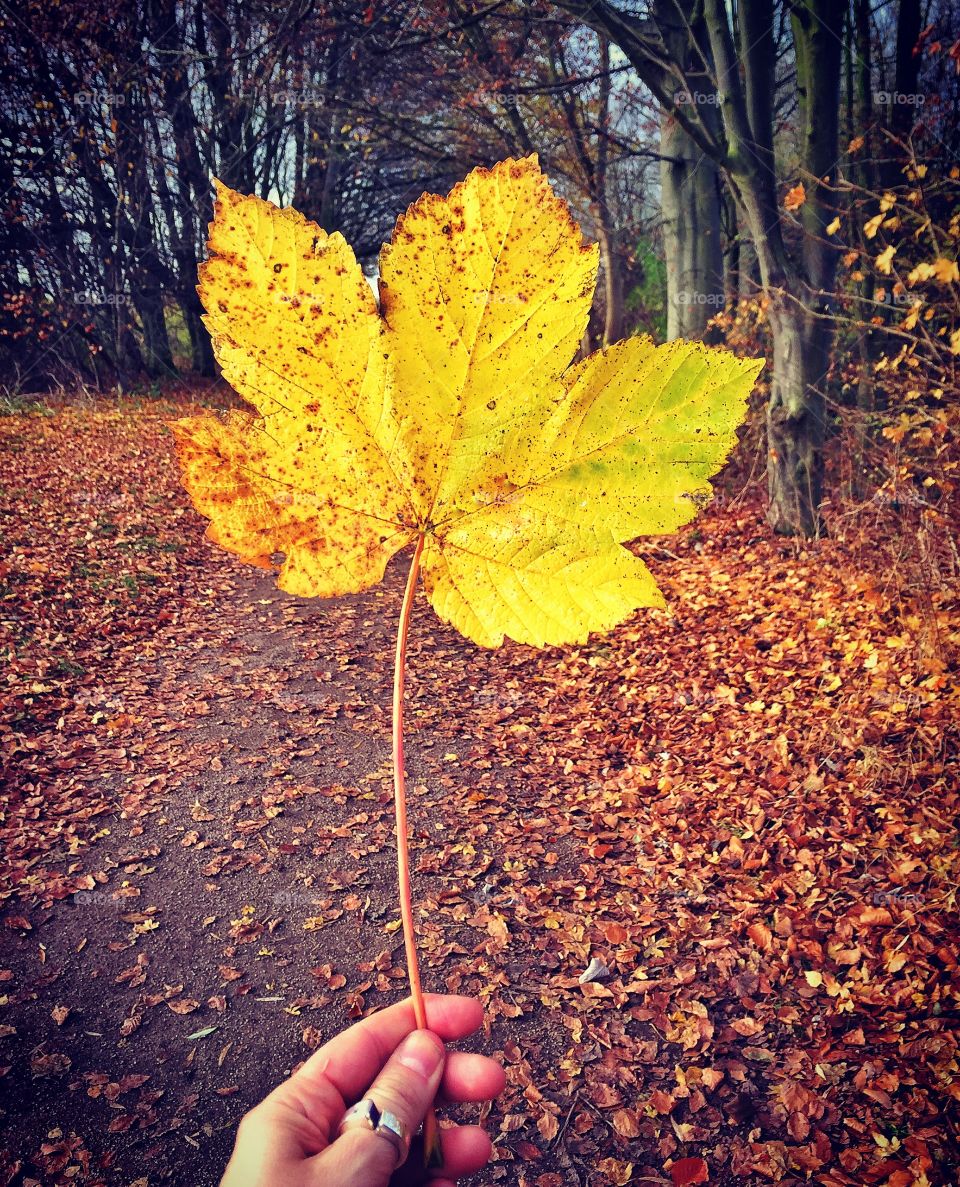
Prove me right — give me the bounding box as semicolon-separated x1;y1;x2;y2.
319;1029;446;1187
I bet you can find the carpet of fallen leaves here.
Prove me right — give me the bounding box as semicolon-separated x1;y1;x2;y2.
1;391;958;1187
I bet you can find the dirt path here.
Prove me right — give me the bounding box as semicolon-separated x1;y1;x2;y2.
0;546;532;1185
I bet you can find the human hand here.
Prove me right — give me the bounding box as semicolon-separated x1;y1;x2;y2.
220;993;505;1187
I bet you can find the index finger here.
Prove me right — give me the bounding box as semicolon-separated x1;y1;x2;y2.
274;994;484;1111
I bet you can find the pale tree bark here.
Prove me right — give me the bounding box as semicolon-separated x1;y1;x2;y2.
722;187;741;306
596;38;625;345
546;35;625;347
767;0;844;535
657;0;724;340
596;221;624;345
705;0;843;536
764;301;829;533
661;113;724;339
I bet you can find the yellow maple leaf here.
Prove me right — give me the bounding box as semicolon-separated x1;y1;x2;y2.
875;245;897;275
174;157;762;649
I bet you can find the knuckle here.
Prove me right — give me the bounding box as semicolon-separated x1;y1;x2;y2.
375;1069;425;1122
337;1124;400;1173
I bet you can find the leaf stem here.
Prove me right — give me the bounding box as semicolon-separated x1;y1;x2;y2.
393;532;443;1168
393;531;427;1029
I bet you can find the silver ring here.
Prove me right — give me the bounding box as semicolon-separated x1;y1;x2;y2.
337;1098;408;1165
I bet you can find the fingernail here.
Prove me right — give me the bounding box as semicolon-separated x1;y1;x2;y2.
395;1030;444;1079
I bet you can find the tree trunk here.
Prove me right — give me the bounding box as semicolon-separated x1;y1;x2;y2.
202;1;254;194
766;0;843;533
595;36;623;345
658;0;724;340
884;0;923;189
597;220;624;345
766;299;827;535
722;187;741;306
661;113;724;339
851;0;875;495
135;294;174;378
120;83;176;379
554;0;842;534
147;0;216;375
